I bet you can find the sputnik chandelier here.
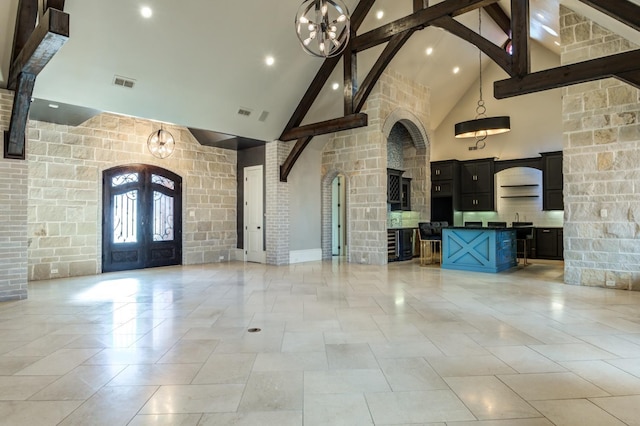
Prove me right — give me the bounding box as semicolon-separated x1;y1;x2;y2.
295;0;351;58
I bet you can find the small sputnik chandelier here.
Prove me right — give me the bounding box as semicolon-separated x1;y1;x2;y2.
147;126;175;159
295;0;351;58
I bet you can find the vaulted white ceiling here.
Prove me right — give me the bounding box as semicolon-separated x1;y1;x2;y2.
0;0;637;143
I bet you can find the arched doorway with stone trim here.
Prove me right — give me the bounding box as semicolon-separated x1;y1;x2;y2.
321;170;350;261
383;109;431;232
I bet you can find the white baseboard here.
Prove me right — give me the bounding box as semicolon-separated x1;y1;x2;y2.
289;248;322;264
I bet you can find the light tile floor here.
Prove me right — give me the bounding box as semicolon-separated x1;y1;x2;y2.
1;259;640;425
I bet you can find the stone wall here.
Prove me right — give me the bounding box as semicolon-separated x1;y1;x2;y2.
561;6;640;289
321;70;430;265
0;90;28;300
27;113;237;280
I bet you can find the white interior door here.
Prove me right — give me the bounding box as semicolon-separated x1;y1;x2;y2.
244;165;265;263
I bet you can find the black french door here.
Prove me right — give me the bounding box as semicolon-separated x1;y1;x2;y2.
102;164;182;272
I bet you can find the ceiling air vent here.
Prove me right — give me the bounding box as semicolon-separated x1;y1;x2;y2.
113;75;136;89
237;107;253;117
258;110;269;122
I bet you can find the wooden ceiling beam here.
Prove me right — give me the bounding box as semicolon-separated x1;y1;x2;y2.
45;0;66;11
413;0;429;12
280;136;313;182
510;0;530;77
280;0;376;138
4;73;36;159
576;0;640;32
4;6;69;160
8;7;70;90
494;49;640;98
353;0;498;52
11;0;38;64
354;30;416;113
615;70;640;89
280;113;368;142
432;16;513;76
483;3;510;36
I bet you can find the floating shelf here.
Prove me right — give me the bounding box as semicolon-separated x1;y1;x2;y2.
500;184;540;188
501;195;540;198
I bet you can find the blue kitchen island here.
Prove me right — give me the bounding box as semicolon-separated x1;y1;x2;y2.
441;227;517;273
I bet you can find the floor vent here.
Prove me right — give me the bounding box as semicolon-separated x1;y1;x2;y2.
237;107;253;117
113;76;136;88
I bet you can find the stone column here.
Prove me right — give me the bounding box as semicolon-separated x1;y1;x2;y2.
265;141;292;265
561;6;640;289
0;90;28;300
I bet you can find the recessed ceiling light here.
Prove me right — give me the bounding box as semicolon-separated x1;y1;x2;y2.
48;103;59;109
140;6;152;18
265;56;275;66
425;47;433;56
453;66;460;74
332;82;340;90
541;24;558;37
537;13;545;20
554;41;561;46
376;10;384;20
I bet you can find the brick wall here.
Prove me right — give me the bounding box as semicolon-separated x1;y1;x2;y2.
321;70;430;264
265;141;291;265
561;6;640;289
0;90;28;300
26;112;236;280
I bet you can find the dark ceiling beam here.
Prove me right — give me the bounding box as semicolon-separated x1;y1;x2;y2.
4;6;69;160
413;0;429;12
353;0;498;52
280;113;368;142
45;0;65;11
431;16;513;76
616;70;640;88
8;8;70;90
494;49;640;98
343;40;357;116
4;73;36;159
280;0;376;138
483;3;510;36
280;136;313;182
10;0;38;63
510;0;530;77
576;0;640;32
354;30;416;113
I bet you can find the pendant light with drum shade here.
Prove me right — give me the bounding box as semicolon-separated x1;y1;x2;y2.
455;10;510;150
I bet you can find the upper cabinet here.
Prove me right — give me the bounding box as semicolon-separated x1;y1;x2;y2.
431;160;458;198
542;151;563;211
460;159;495;211
387;168;403;206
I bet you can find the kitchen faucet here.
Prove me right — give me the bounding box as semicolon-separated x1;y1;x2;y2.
514;212;519;222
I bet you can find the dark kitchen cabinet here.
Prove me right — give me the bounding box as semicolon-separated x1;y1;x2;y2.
431;161;456;181
431;160;459;224
387;168;403;206
459;159;495;211
535;227;563;260
401;178;411;211
542;151;563;211
460;192;494;211
387;228;414;262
